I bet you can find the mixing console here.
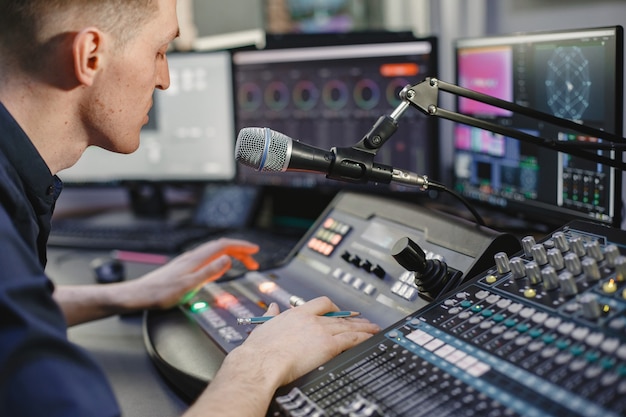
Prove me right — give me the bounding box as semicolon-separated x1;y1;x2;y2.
269;220;626;417
177;192;520;356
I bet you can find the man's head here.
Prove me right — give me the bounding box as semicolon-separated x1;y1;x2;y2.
0;0;159;73
0;0;180;170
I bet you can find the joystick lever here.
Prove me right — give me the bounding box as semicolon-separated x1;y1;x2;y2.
391;237;462;299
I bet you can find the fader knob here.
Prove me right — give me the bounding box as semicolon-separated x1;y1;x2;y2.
580;293;602;320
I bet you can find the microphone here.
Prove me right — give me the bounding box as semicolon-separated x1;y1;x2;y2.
235;127;334;174
235;127;429;189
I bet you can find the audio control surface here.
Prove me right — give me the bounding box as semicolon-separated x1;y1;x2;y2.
181;192;520;353
270;220;626;417
144;191;520;399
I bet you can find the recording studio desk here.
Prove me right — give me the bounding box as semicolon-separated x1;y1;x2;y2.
45;248;189;417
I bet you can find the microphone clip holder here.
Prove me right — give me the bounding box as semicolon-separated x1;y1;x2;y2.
326;111;401;185
328;146;394;185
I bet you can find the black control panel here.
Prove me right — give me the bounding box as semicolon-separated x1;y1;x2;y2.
180;192;520;354
144;191;520;399
269;220;626;417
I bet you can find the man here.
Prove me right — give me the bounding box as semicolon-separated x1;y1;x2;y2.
0;1;381;416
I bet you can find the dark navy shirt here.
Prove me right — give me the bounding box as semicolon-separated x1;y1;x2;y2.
0;102;120;416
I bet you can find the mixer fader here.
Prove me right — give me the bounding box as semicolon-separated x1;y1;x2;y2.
270;220;626;417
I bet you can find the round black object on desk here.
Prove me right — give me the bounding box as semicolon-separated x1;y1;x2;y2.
142;308;226;402
91;258;126;284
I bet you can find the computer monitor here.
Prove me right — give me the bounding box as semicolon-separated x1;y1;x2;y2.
58;50;236;216
453;26;623;228
231;33;439;193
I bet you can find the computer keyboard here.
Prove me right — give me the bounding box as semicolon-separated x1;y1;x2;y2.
48;219;301;277
49;219;221;253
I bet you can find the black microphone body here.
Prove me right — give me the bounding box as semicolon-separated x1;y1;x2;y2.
288;140;335;173
235;127;394;185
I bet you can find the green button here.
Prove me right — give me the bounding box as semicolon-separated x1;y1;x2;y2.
516;323;530;333
504;319;517;328
600;358;615;370
460;300;473;308
492;314;505;323
190;301;209;313
617;364;626;377
570;345;585;356
481;309;494;317
542;334;556;344
585;351;600;363
471;305;483;313
555;340;570;350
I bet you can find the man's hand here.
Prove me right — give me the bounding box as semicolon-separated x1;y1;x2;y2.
129;237;260;309
184;296;381;417
53;238;260;325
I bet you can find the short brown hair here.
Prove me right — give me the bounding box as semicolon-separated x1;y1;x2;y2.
0;0;158;72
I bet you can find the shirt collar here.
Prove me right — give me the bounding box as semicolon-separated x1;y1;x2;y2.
0;101;60;211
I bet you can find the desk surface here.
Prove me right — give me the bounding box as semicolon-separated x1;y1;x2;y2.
46;248;189;417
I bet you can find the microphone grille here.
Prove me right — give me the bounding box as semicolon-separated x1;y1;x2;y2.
235;127;291;172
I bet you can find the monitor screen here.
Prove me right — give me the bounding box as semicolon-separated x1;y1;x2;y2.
232;34;439;192
58;50;236;184
453;26;623;228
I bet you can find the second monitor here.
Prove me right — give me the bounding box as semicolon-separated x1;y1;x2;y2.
232;34;440;193
453;26;624;228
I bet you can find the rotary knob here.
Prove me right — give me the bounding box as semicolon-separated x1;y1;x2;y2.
569;236;586;257
558;271;578;297
563;252;582;276
521;236;536;258
542;266;559;291
531;244;548;265
552;231;570;252
509;257;526;280
580;293;602;320
494;252;511;274
604;244;621;267
582;258;601;282
525;261;542;285
585;240;604;262
547;248;565;270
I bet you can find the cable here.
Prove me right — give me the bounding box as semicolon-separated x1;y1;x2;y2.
427;181;486;227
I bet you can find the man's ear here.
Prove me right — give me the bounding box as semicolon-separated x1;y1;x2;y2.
73;27;104;86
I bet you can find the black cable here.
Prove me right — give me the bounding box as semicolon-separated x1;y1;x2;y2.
427;181;486;227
